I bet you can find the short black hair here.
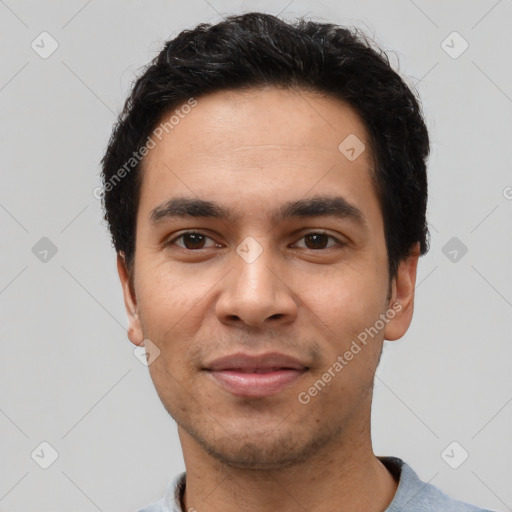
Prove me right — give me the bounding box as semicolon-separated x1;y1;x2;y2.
100;12;430;278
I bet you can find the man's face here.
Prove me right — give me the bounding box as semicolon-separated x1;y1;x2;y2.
118;87;417;469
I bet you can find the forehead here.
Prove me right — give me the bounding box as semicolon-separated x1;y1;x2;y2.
137;86;378;225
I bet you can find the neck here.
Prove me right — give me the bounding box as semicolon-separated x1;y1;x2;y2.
178;428;398;512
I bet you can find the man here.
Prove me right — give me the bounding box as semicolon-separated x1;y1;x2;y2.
100;12;494;512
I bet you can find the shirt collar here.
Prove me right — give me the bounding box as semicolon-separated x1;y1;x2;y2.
166;456;420;512
164;470;186;512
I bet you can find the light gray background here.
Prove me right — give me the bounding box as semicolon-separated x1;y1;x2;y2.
1;1;511;511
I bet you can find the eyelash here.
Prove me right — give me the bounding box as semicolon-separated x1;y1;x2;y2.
166;231;345;250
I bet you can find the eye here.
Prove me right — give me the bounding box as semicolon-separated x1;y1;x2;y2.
166;231;344;251
167;231;221;250
293;232;343;250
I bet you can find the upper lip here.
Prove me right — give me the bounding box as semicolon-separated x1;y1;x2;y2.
204;352;308;372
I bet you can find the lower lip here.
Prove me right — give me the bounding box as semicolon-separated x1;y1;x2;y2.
207;369;306;398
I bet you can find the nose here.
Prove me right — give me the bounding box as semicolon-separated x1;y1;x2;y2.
215;240;298;328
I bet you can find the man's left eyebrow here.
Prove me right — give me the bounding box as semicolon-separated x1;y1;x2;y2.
276;195;367;227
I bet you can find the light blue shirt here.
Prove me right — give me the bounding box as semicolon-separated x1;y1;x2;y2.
137;456;495;511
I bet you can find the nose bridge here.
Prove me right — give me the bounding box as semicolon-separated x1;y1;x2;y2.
216;236;296;326
234;238;281;308
239;251;278;301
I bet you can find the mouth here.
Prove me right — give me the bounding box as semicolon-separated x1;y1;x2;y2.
217;367;300;373
203;352;309;398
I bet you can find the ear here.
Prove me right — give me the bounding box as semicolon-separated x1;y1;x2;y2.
383;243;421;341
117;251;144;347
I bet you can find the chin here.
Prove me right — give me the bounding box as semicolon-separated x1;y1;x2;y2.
185;420;341;470
203;439;309;469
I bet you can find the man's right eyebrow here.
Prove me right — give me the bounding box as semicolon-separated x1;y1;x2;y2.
149;197;232;223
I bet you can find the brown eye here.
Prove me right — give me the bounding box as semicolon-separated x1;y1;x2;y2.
169;232;218;250
181;233;206;249
303;233;330;249
295;232;342;250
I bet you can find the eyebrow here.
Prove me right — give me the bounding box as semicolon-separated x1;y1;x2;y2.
149;195;366;227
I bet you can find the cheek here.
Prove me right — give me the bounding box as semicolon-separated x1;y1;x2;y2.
136;262;225;371
135;266;199;353
137;261;205;318
305;263;386;322
300;265;389;377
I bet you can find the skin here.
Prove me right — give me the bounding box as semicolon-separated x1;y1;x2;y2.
117;86;420;512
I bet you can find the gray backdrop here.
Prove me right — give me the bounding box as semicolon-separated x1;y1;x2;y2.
1;1;511;511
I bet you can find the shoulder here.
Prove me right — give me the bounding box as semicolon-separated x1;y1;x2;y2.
136;494;170;512
135;471;186;512
136;501;164;512
406;476;496;512
380;456;496;512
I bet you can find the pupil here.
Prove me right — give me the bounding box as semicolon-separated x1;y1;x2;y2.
306;234;327;249
184;233;204;249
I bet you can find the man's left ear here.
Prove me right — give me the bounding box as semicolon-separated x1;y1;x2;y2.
384;242;421;341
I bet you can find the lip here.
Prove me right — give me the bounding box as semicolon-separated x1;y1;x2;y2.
204;352;308;398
